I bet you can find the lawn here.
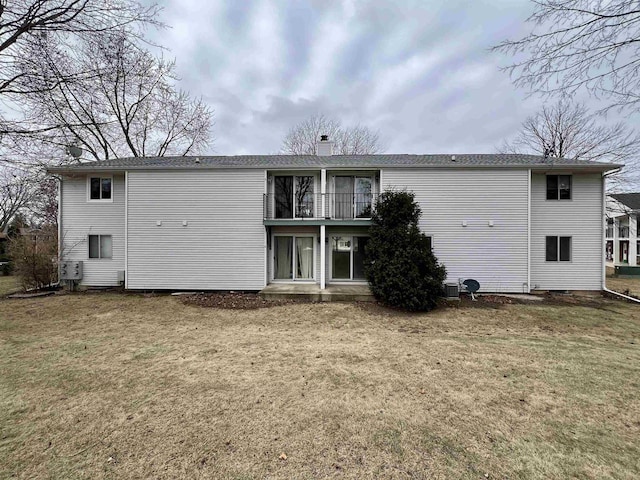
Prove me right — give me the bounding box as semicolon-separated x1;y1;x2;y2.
1;293;639;479
606;267;640;298
0;275;20;295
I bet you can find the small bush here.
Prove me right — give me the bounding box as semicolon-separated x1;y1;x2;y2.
8;227;58;291
365;190;446;311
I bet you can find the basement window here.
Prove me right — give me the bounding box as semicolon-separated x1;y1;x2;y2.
89;176;112;201
546;236;571;262
89;235;112;259
546;175;572;200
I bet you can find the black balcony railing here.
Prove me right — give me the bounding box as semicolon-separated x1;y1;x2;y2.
263;193;378;220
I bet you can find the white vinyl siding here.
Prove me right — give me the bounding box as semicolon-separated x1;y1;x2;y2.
381;168;529;293
531;172;603;290
126;169;266;290
60;174;125;286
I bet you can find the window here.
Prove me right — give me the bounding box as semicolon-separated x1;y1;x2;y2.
89;177;112;200
546;236;571;262
546;175;571;200
89;235;112;259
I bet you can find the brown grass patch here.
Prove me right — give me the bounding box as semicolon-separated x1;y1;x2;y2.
1;293;639;479
0;275;20;296
607;275;640;298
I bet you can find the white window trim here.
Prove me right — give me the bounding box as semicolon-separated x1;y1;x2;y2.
271;233;317;282
87;175;114;203
88;234;113;260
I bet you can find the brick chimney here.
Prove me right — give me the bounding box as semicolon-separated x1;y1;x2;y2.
316;134;334;156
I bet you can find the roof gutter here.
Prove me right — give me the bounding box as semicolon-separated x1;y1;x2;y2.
46;163;625;175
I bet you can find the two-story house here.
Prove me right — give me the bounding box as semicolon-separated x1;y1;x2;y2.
606;193;640;271
48;137;620;293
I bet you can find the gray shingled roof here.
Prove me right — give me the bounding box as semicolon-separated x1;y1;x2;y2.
610;193;640;210
47;153;622;172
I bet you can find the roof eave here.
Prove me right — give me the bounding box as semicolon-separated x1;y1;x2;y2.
47;162;624;174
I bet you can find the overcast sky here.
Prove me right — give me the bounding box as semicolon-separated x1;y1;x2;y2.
149;0;637;156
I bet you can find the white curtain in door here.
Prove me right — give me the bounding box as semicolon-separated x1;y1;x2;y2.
296;237;314;279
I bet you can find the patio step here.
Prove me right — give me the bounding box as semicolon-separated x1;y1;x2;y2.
260;284;375;302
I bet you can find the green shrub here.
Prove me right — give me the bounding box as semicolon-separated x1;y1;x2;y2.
365;190;446;311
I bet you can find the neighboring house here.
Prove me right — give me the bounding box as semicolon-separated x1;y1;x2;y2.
48;137;621;293
606;193;640;268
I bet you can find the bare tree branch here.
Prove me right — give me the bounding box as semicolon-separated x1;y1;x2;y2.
498;100;640;190
0;0;163;142
281;114;384;155
16;30;213;161
0;167;34;233
493;0;640;114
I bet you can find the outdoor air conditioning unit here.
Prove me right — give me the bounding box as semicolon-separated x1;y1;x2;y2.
445;282;459;299
59;261;83;280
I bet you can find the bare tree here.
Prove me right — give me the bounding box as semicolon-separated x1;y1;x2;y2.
19;31;213;161
0;0;161;137
493;1;640;114
500;101;640;189
28;174;58;228
0;167;33;233
281;114;383;155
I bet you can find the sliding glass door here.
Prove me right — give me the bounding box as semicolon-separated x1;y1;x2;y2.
334;177;354;219
273;235;315;280
331;236;369;280
274;177;293;219
274;176;315;219
333;176;373;219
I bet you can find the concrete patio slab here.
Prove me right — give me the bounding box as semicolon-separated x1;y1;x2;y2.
260;283;374;302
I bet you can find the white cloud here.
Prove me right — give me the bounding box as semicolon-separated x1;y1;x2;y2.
148;0;638;156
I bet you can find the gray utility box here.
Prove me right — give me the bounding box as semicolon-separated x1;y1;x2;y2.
60;261;83;280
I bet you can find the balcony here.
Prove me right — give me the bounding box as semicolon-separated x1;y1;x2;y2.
619;226;630;238
263;193;378;221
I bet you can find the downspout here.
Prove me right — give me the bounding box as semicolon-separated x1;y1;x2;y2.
601;168;639;302
57;175;63;288
124;171;128;289
527;169;531;293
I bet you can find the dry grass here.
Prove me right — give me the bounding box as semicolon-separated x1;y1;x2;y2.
607;275;640;298
606;266;640;298
1;293;639;479
0;276;20;295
